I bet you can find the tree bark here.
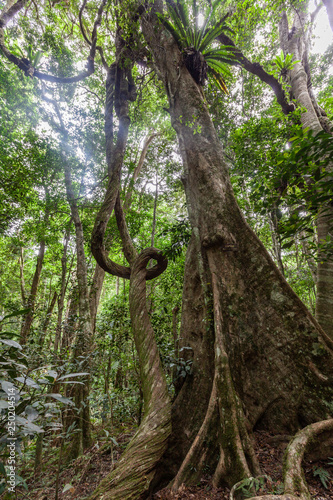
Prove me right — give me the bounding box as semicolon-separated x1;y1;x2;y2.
48;102;94;457
63;158;93;456
89;262;105;334
87;3;333;496
89;249;170;500
60;284;78;351
268;209;285;276
19;247;26;305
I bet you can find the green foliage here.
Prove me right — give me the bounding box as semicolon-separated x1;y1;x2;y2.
157;0;235;91
272;50;300;81
234;475;268;498
0;308;90;492
273;129;333;253
313;465;331;489
159;217;191;261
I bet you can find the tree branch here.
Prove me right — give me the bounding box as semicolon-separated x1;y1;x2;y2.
216;33;295;115
323;0;333;32
0;0;29;27
0;0;107;81
79;0;91;46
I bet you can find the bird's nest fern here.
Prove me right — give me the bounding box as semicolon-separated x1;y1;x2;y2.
157;0;235;93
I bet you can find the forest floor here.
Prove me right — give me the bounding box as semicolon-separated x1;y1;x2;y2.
5;427;333;499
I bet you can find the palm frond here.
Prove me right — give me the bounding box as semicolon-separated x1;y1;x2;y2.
206;59;232;79
207;67;229;94
157;13;184;48
167;4;189;40
159;0;234;91
199;20;234;52
192;0;199;47
210;0;227;18
174;0;194;46
195;3;214;50
204;49;236;68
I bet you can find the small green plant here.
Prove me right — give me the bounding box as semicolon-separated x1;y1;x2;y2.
232;475;269;499
313;465;331;489
272;50;300;81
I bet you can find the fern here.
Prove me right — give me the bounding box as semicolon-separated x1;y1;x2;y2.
158;0;235;92
313;466;331;489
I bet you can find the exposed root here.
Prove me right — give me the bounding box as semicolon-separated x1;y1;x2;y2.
209;258;261;487
170;372;219;490
283;418;333;499
244;418;333;500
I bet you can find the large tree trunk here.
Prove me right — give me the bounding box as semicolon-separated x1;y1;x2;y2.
87;3;333;498
279;6;333;339
93;5;333;497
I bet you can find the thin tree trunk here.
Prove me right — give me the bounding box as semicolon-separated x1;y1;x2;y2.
20;239;46;344
48;100;93;457
268;209;285;276
123;132;160;213
19;247;26;305
60;285;78;351
38;290;57;347
300;231;317;284
279;7;333;338
89;263;105;334
54;227;72;353
64;163;93;456
147;174;158;313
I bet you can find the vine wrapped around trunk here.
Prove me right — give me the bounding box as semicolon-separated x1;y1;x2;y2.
89;249;170;500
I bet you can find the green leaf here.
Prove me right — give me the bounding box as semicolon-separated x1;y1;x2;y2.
0;339;22;349
15;376;40;389
313;466;330;489
199;21;234;52
57;372;89;381
1;309;30;322
25;405;39;421
157;14;183;48
0;380;17;394
43;393;74;405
